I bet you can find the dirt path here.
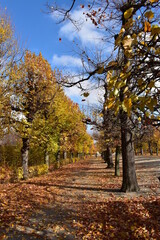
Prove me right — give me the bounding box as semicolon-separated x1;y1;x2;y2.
0;156;160;239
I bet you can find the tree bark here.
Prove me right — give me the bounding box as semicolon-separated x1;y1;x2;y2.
107;146;114;168
120;111;139;192
21;138;29;180
104;147;114;168
115;145;120;177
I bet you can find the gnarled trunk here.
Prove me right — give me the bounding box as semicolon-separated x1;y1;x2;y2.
21;138;29;180
120;111;139;192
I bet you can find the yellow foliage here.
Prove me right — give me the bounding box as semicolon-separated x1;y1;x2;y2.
122;98;132;116
17;164;48;179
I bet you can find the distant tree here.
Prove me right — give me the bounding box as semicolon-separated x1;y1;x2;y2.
10;51;58;179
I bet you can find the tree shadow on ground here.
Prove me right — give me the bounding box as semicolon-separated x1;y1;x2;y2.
76;199;160;239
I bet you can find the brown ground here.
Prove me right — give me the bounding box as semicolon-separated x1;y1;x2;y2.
0;156;160;239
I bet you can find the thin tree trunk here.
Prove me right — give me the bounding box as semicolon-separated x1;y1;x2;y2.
140;145;143;155
104;147;114;168
63;151;67;159
107;146;114;168
70;152;73;163
44;150;49;168
115;145;120;177
148;141;153;155
56;150;60;168
120;111;139;192
156;143;158;156
21;138;29;180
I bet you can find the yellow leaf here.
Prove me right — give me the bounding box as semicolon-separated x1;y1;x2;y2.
124;86;128;93
151;25;160;35
124;8;134;19
122;98;132;115
114;88;119;96
155;48;160;54
124;61;130;72
148;98;157;111
146;112;150;117
108;61;117;67
145;11;154;19
107;99;115;109
123;35;133;49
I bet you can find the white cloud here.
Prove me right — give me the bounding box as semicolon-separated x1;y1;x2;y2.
51;6;106;106
64;84;104;106
52;54;82;68
59;8;105;47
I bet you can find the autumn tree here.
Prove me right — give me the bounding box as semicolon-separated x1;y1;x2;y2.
0;9;20;135
10;51;58;179
48;0;160;192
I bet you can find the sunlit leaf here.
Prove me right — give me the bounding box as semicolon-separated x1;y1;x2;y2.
124;8;134;19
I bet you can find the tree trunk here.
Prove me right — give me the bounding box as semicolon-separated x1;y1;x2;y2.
104;147;114;168
107;146;114;168
115;145;120;177
21;138;29;180
56;150;60;168
148;141;153;155
156;143;158;156
44;150;49;168
63;151;67;159
140;145;143;155
120;111;139;192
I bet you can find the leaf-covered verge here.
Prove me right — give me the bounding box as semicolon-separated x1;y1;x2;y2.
0;156;159;239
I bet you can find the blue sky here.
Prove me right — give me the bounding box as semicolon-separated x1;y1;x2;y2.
1;0;107;106
1;0;65;61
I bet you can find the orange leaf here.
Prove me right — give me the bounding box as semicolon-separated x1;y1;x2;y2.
144;21;151;32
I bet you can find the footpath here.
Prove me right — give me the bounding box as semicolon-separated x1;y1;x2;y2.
0;156;160;239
